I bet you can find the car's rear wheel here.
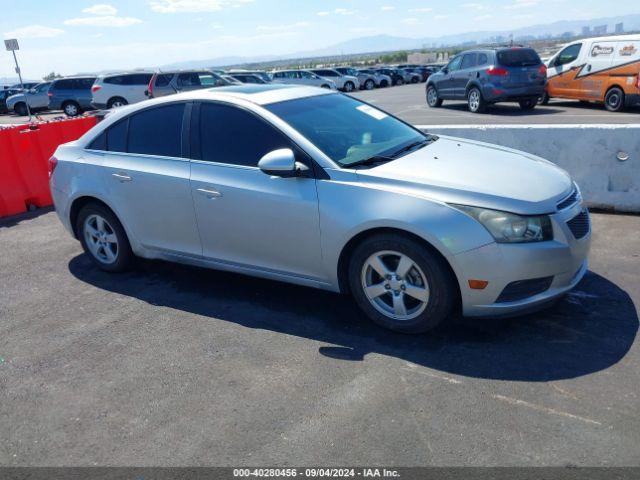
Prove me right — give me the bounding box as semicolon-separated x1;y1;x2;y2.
467;87;486;113
14;102;28;116
396;78;404;86
364;79;375;90
519;98;537;111
77;203;133;273
320;84;332;89
107;96;128;109
348;234;456;334
604;87;625;112
62;101;81;117
426;85;443;107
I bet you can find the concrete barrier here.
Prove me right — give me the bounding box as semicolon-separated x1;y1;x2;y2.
418;124;640;213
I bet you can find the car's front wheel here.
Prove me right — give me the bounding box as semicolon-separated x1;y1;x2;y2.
426;85;443;107
343;81;355;92
348;234;456;334
62;101;81;117
519;98;537;111
77;203;134;272
604;87;625;112
364;79;375;90
14;102;28;116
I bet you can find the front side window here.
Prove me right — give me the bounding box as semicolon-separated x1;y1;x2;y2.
197;73;220;86
128;104;185;157
554;44;582;66
447;56;463;72
266;94;430;168
198;103;292;167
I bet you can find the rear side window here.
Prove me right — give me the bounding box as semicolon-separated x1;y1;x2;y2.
124;74;153;85
198;103;290;167
104;76;125;85
155;74;172;87
461;53;477;69
107;120;128;152
497;49;541;67
128;104;185;157
53;79;75;90
477;53;489;66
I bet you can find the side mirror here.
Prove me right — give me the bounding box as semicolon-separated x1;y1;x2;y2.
258;148;309;178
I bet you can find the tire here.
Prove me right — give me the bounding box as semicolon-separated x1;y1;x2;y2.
426;85;443;108
107;97;128;109
76;203;134;273
62;101;81;117
604;87;625;112
538;92;550;105
321;84;332;89
518;98;537;111
411;76;419;84
467;87;486;113
380;80;389;88
348;234;456;334
364;79;375;90
14;102;28;116
395;78;404;86
343;81;355;92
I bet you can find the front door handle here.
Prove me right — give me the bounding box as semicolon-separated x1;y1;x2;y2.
112;172;132;182
197;188;223;199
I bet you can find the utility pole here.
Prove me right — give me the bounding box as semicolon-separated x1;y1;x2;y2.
4;38;32;122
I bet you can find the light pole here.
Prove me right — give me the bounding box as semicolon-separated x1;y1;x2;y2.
4;38;32;122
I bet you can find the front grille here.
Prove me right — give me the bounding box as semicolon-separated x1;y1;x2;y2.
557;188;578;211
496;276;554;303
567;210;590;239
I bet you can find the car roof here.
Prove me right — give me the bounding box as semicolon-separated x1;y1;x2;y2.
99;71;155;78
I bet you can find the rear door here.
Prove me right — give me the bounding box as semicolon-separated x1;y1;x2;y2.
76;78;96;109
88;102;202;256
454;52;478;98
189;101;323;279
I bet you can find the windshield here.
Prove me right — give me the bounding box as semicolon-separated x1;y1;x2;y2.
265;93;430;168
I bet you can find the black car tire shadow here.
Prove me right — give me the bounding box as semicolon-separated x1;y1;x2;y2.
69;254;637;382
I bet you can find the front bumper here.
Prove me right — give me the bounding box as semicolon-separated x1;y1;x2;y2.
453;202;591;317
91;102;108;110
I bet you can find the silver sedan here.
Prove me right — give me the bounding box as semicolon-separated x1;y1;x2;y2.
50;85;590;333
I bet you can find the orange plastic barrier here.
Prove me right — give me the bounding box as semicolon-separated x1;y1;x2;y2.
0;116;97;218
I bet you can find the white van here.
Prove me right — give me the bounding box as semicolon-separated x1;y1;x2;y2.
543;34;640;111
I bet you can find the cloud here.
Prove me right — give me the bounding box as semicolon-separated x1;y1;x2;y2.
474;14;493;20
316;11;330;16
82;4;118;15
380;5;395;10
504;0;538;8
333;8;356;15
149;0;253;13
3;25;65;39
434;14;450;19
408;7;433;13
462;2;486;10
64;15;143;27
256;21;310;32
401;17;419;25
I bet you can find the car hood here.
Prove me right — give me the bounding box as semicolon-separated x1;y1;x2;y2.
355;136;573;215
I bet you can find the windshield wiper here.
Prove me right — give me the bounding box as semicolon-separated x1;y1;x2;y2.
346;155;394;168
389;138;431;158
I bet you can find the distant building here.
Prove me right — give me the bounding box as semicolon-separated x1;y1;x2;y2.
615;23;624;33
582;26;591;36
407;52;439;64
561;31;574;39
593;25;607;35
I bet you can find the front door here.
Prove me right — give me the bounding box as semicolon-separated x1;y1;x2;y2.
547;43;583;99
439;56;463;98
189;101;323;280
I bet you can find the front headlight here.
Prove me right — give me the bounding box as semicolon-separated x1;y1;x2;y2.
451;205;553;243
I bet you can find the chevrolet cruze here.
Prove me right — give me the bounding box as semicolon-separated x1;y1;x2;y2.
50;85;590;334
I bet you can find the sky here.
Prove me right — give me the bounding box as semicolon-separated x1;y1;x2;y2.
1;0;639;78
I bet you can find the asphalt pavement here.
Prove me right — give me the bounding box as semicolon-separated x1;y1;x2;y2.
351;82;640;125
1;210;638;466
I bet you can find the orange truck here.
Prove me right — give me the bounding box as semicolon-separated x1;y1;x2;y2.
542;34;640;111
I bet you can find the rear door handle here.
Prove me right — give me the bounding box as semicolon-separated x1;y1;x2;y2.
112;172;132;182
197;188;223;199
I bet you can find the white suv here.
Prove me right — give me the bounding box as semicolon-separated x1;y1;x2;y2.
91;72;154;109
271;70;337;89
310;69;360;92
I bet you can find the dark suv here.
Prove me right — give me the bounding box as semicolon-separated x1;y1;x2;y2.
426;47;547;113
48;76;97;116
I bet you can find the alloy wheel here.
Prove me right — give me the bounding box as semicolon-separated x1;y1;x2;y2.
427;87;438;106
84;214;119;264
468;89;481;112
360;250;430;321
